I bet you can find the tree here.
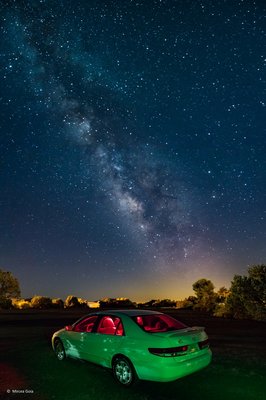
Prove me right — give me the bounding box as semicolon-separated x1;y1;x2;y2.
213;287;230;317
0;296;12;309
0;269;21;298
181;296;198;309
192;278;217;312
226;265;266;320
248;265;266;303
216;287;230;303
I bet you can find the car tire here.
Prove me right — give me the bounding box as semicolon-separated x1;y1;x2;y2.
112;356;138;387
54;339;66;361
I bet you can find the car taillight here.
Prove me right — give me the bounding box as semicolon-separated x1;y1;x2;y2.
148;345;188;357
198;339;209;349
65;325;72;331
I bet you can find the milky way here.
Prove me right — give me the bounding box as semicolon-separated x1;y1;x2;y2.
0;0;265;300
4;2;200;261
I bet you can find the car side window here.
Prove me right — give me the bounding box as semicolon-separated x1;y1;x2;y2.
115;321;124;336
97;316;124;336
133;314;187;332
73;316;98;333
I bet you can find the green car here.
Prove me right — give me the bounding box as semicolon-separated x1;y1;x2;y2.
52;309;212;386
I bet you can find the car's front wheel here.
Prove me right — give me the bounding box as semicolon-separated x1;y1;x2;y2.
54;339;66;361
112;356;137;387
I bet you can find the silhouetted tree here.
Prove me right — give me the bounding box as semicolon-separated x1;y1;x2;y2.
216;286;230;303
0;269;20;298
226;265;266;320
213;287;230;317
192;278;217;312
0;296;12;309
181;296;198;309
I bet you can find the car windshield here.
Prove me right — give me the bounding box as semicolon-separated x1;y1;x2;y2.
132;314;187;333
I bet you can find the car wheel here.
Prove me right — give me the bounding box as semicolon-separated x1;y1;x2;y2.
112;356;137;387
54;340;66;361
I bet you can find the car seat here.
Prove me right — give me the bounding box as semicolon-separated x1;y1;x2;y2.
98;317;116;335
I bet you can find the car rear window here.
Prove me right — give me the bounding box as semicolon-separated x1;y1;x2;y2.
132;314;187;333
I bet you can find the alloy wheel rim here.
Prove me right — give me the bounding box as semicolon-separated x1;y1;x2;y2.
115;360;132;384
56;343;64;360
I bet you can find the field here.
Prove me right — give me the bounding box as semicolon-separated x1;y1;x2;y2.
0;309;265;400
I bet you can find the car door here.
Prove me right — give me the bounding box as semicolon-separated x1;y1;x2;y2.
82;315;125;367
66;315;99;360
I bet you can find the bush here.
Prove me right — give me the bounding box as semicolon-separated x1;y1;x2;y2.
153;299;176;308
30;296;53;309
12;298;31;309
64;295;81;308
52;298;64;308
99;298;135;308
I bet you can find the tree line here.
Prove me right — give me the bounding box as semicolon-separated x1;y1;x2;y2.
187;264;265;321
0;265;265;321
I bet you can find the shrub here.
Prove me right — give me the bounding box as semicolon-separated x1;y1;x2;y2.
30;296;53;309
52;298;64;308
64;295;80;308
12;298;31;309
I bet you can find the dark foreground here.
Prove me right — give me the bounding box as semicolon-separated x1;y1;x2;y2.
0;309;265;400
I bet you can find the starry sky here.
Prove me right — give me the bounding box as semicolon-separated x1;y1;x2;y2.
0;0;265;302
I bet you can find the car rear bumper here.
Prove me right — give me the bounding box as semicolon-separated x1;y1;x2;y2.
135;349;212;382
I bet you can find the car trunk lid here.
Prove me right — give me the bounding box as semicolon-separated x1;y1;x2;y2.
148;327;209;359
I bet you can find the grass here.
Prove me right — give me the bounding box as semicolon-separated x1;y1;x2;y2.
0;309;265;400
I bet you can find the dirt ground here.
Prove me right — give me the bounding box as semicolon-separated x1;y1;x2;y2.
0;309;265;400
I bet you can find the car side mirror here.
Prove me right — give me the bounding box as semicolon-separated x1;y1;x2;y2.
65;325;72;331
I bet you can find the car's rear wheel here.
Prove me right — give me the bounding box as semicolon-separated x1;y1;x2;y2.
54;340;66;361
112;356;137;387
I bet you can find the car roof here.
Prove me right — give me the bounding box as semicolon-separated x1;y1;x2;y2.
95;309;163;317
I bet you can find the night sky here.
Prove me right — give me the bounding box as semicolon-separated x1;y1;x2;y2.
0;0;265;302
